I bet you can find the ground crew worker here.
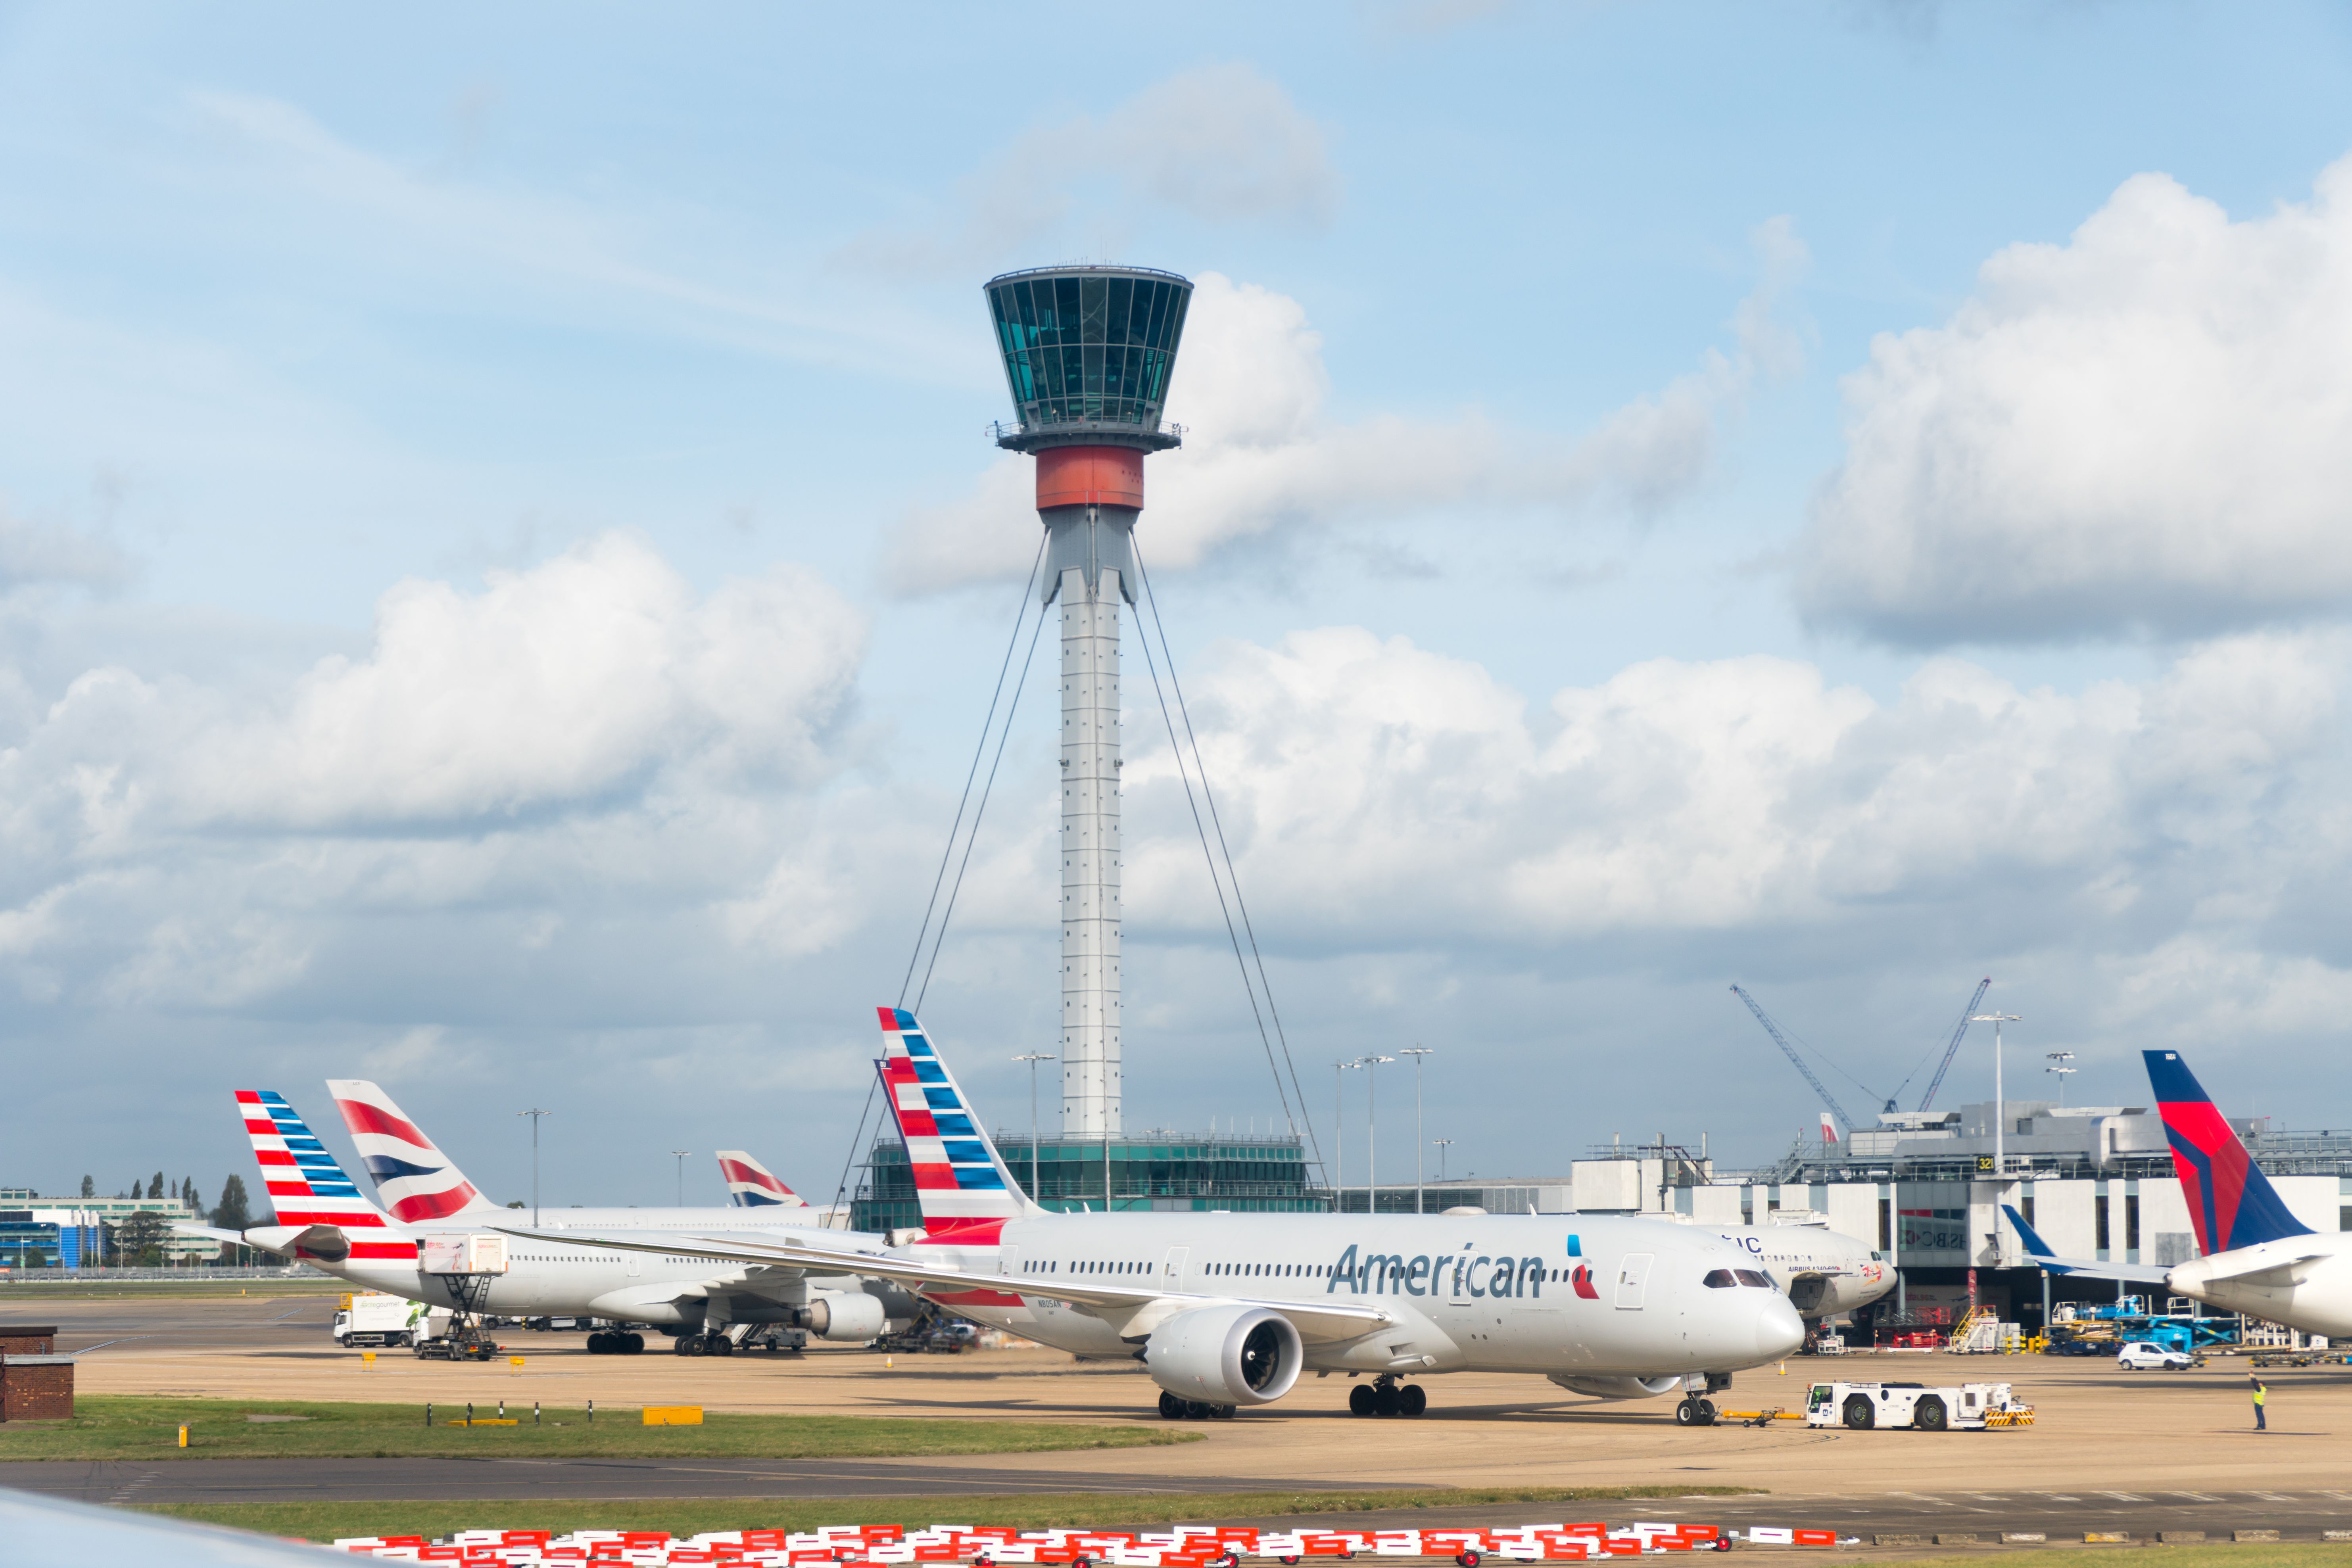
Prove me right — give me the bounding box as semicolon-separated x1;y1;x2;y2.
2250;1375;2267;1431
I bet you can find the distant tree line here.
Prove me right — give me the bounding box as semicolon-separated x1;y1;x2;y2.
23;1174;275;1268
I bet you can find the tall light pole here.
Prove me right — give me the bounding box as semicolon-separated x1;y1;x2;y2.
670;1150;691;1207
1432;1138;1454;1183
519;1108;551;1225
1972;1012;2021;1178
1014;1052;1056;1203
2045;1051;2076;1106
1400;1047;1434;1215
1358;1056;1394;1215
1334;1061;1361;1209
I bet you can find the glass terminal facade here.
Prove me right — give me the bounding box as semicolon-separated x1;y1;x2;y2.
851;1131;1327;1234
985;267;1191;441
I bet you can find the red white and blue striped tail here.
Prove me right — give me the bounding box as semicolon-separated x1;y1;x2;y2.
325;1079;502;1224
236;1091;417;1261
716;1151;806;1208
877;1006;1044;1241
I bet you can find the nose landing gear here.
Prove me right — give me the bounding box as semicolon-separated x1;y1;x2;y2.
1348;1375;1427;1417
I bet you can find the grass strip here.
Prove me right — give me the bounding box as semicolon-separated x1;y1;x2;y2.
142;1488;1763;1543
0;1396;1192;1462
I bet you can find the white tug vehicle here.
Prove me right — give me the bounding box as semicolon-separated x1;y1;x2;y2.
1804;1380;2034;1431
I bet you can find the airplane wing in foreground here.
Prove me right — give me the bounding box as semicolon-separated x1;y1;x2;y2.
495;1225;1394;1343
2000;1204;2170;1285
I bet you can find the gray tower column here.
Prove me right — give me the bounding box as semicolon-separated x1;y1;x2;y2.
983;263;1191;1144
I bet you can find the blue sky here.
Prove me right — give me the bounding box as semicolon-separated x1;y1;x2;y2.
6;1;2352;1208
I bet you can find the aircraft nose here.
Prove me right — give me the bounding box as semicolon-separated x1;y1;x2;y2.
1754;1292;1805;1361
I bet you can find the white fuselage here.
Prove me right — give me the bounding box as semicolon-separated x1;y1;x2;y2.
2166;1233;2352;1340
1705;1223;1893;1320
313;1219;882;1330
910;1211;1803;1379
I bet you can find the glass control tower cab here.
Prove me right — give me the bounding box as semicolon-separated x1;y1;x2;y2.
985;265;1193;1140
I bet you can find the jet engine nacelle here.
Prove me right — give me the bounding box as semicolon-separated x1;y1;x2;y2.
1142;1305;1303;1407
802;1292;886;1342
1549;1373;1682;1401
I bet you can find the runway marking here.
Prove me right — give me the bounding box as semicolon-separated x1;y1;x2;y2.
2164;1493;2222;1503
71;1338;156;1355
2250;1493;2298;1502
2098;1492;2149;1502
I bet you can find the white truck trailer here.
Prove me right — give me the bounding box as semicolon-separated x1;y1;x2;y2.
331;1292;442;1349
1804;1380;2034;1431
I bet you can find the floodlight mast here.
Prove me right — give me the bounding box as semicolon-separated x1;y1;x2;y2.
984;266;1193;1138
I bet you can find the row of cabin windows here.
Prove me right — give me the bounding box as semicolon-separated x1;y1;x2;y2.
1006;1260;1694;1289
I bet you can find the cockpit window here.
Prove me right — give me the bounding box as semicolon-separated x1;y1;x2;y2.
1734;1269;1774;1288
1703;1269;1737;1288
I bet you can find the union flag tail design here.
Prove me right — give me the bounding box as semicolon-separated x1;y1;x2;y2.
716;1151;805;1207
876;1006;1043;1242
236;1091;416;1260
2146;1050;2312;1255
325;1079;501;1223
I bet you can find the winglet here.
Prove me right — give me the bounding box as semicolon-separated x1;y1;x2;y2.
875;1006;1046;1242
2144;1050;2312;1254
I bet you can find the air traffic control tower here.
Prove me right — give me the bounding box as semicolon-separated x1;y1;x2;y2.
984;265;1193;1140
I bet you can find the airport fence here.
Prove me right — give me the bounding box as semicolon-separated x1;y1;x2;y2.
0;1265;319;1283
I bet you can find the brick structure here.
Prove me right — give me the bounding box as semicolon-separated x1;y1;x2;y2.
0;1325;56;1357
0;1354;73;1420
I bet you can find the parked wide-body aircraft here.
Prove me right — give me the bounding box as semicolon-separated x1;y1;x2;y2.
183;1091;893;1355
2003;1049;2352;1340
326;1079;818;1232
507;1008;1806;1421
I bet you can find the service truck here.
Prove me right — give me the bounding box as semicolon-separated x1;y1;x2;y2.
331;1292;440;1349
1804;1380;2034;1431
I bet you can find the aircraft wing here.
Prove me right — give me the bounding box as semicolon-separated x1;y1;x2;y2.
2000;1204;2171;1284
496;1226;1395;1344
170;1224;255;1247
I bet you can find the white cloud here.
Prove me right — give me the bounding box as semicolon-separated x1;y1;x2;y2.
890;223;1808;593
1801;151;2352;643
1116;626;2350;954
843;64;1340;275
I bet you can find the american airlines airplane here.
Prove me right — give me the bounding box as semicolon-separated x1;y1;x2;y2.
507;1008;1806;1423
185;1090;896;1356
2003;1049;2352;1340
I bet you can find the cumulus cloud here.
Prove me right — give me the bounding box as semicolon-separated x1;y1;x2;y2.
0;508;131;593
843;64;1340;275
1115;626;2350;962
0;534;875;1010
890;222;1808;592
1801;151;2352;644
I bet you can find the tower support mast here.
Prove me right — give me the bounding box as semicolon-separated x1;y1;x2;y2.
984;265;1193;1139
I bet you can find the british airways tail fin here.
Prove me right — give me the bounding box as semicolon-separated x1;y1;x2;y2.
325;1080;504;1223
876;1006;1046;1242
234;1091;415;1261
2145;1050;2312;1255
716;1150;806;1208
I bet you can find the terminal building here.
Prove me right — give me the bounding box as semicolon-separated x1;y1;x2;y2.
0;1188;215;1268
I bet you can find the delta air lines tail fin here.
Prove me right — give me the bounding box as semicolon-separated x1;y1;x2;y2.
2145;1049;2312;1255
876;1006;1045;1241
325;1079;503;1223
716;1150;806;1207
235;1091;416;1261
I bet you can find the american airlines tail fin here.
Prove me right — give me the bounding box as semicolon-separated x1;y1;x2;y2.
325;1079;503;1223
716;1150;806;1208
2145;1050;2312;1255
875;1006;1046;1242
235;1091;415;1260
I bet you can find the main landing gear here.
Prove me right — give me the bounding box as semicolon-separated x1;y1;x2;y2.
1348;1375;1427;1418
1158;1390;1236;1420
674;1331;736;1357
1673;1396;1719;1426
586;1330;645;1355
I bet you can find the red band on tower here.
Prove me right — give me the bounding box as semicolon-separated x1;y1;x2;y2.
1035;446;1144;510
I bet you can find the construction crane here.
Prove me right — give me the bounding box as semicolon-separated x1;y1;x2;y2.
1729;984;1859;1135
1916;977;1993;1112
